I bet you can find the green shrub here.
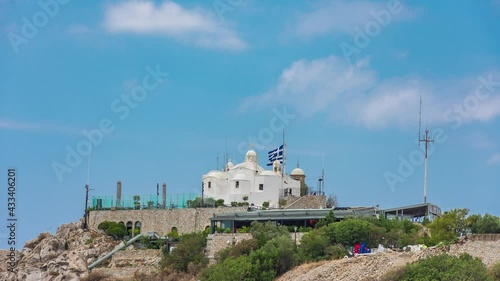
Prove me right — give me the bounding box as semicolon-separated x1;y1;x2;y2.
258;235;298;276
215;238;259;262
200;255;253;281
107;225;127;238
403;253;489;281
97;221;113;231
161;232;208;274
299;231;329;262
490;261;500;281
215;199;225;207
250;221;289;247
98;221;127;239
167;228;179;239
237;226;251;233
324;244;348;260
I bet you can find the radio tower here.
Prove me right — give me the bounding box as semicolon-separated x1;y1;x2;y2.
418;96;434;204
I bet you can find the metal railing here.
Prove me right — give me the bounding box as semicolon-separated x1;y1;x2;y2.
91;193;199;210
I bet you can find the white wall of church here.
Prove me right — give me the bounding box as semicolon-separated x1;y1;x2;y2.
202;149;301;208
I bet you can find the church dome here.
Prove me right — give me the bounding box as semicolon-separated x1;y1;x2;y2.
245;149;258;162
226;160;234;170
291;167;305;176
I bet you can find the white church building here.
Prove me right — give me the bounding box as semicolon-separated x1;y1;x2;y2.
202;148;305;208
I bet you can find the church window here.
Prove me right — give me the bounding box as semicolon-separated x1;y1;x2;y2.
235;181;240;188
208;182;211;188
259;184;264;191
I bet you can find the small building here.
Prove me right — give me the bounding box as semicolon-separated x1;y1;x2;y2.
382;202;442;222
202;149;302;208
209;206;380;233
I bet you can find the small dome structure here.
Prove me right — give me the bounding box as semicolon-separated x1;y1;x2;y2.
291;167;305;176
226;160;234;170
245;149;258;163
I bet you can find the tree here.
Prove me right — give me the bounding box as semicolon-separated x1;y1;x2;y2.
262;201;270;209
299;231;330;261
468;213;500;234
161;232;208;274
428;208;469;244
258;235;298;276
133;195;141;210
316;210;336;228
333;219;374;246
250;221;289;247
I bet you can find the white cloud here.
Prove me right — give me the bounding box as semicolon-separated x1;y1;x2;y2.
291;0;418;39
103;0;246;51
239;56;376;117
0;119;82;136
487;153;500;165
240;56;500;129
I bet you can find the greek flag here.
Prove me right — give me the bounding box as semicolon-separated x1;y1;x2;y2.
267;145;284;166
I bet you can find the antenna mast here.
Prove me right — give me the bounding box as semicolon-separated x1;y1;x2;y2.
224;137;228;171
418;96;434;204
84;140;91;230
321;153;325;195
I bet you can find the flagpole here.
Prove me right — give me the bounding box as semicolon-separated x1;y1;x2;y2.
283;129;286;176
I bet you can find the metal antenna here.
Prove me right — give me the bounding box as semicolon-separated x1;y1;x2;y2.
418;96;435;204
84;139;91;230
224;137;228;171
418;95;422;146
87;139;91;185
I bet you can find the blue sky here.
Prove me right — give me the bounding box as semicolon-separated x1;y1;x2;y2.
1;0;499;248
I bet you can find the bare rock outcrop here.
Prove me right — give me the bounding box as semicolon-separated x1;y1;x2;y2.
0;221;119;281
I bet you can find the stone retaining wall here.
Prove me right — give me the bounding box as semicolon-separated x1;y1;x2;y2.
88;207;247;236
468;234;500;242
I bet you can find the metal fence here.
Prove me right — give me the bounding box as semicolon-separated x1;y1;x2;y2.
91;193;199;210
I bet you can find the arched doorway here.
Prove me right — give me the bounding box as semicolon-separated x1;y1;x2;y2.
134;221;141;236
126;221;133;237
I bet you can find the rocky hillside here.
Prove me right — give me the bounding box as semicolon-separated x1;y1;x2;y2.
277;238;500;281
0;221;119;281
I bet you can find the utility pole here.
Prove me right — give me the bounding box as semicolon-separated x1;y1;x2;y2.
156;183;159;209
84;184;89;230
418;96;434;204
